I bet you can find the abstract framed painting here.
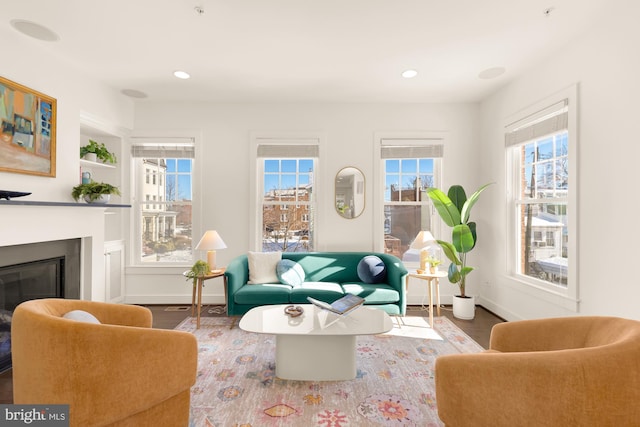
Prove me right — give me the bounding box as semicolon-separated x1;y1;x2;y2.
0;76;56;177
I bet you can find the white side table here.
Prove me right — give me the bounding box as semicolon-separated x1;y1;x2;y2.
406;270;447;327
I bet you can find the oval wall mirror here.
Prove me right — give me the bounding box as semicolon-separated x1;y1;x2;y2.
335;167;365;219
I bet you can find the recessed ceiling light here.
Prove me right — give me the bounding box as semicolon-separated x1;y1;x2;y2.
478;67;506;80
402;69;418;79
10;19;60;42
121;89;148;99
173;70;191;79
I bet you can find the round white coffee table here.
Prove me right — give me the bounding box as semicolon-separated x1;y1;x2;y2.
239;304;392;381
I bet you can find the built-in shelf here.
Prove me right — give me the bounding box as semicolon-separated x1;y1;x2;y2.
79;159;116;169
0;200;131;208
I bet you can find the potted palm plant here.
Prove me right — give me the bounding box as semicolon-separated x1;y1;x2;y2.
72;181;121;204
426;183;492;319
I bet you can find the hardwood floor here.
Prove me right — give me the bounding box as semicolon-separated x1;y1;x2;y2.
0;304;504;404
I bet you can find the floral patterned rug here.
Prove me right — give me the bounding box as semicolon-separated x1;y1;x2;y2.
176;314;484;426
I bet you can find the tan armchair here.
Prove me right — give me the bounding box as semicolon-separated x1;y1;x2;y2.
12;298;198;427
435;316;640;427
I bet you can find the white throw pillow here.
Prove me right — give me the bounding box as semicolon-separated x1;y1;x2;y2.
247;251;282;284
62;310;101;324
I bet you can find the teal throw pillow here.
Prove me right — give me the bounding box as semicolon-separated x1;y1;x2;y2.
357;255;387;284
276;259;306;287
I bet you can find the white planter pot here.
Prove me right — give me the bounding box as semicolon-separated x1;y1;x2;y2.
83;153;97;162
84;194;110;204
452;295;475;320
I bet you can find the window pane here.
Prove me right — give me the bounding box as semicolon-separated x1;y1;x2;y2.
177;159;192;172
137;155;193;264
517;202;567;287
299;159;313;172
281;159;296;173
260;157;315;252
514;130;569;287
401;159;417;173
262;206;312;252
386;159;399;173
385;175;400;202
265;160;279;173
383;205;433;260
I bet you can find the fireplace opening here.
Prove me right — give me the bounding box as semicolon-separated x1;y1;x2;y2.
0;239;81;373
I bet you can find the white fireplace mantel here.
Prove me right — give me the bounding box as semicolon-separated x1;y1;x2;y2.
0;203;120;302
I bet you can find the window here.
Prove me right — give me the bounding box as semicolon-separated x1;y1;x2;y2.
131;138;195;264
253;138;320;253
506;87;577;302
376;138;443;261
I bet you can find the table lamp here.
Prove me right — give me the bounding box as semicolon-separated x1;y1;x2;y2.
195;230;227;271
410;230;437;273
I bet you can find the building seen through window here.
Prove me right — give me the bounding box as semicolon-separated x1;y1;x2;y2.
262;158;314;252
132;140;194;264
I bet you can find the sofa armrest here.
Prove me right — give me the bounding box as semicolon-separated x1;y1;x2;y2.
377;253;408;315
224;255;249;312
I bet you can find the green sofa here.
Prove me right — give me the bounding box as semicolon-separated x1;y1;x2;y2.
224;252;408;316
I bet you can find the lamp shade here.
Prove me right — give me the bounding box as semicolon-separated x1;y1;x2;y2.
410;231;436;250
195;230;227;251
195;230;227;271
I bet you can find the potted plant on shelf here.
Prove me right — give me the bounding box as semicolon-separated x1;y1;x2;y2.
426;183;492;319
80;139;117;164
71;181;121;204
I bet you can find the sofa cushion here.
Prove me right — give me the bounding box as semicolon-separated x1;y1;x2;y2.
342;283;400;304
62;310;101;324
234;283;293;305
247;251;281;284
357;255;387;284
289;282;345;304
276;259;305;287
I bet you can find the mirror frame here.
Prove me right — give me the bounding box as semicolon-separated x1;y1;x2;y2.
335;166;365;219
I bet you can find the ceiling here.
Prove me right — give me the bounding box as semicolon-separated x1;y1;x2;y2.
2;0;610;103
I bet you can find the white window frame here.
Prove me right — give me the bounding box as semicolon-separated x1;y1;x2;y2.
373;132;446;256
249;132;324;252
504;85;578;310
128;133;202;269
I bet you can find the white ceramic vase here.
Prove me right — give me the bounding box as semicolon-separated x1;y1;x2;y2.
84;194;110;204
452;295;475;320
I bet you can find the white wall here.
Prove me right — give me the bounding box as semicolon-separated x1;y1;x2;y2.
0;24;134;302
0;25;134;201
129;103;480;304
477;2;640;321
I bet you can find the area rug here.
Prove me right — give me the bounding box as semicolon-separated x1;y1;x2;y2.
176;314;484;427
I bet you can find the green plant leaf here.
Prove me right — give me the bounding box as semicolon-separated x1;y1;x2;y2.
437;240;461;265
448;185;467;215
460;266;474;277
460;183;493;224
468;222;477;251
452;224;475;253
426;188;461;227
448;262;461;284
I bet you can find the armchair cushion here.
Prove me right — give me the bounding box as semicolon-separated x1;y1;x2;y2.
63;310;101;323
